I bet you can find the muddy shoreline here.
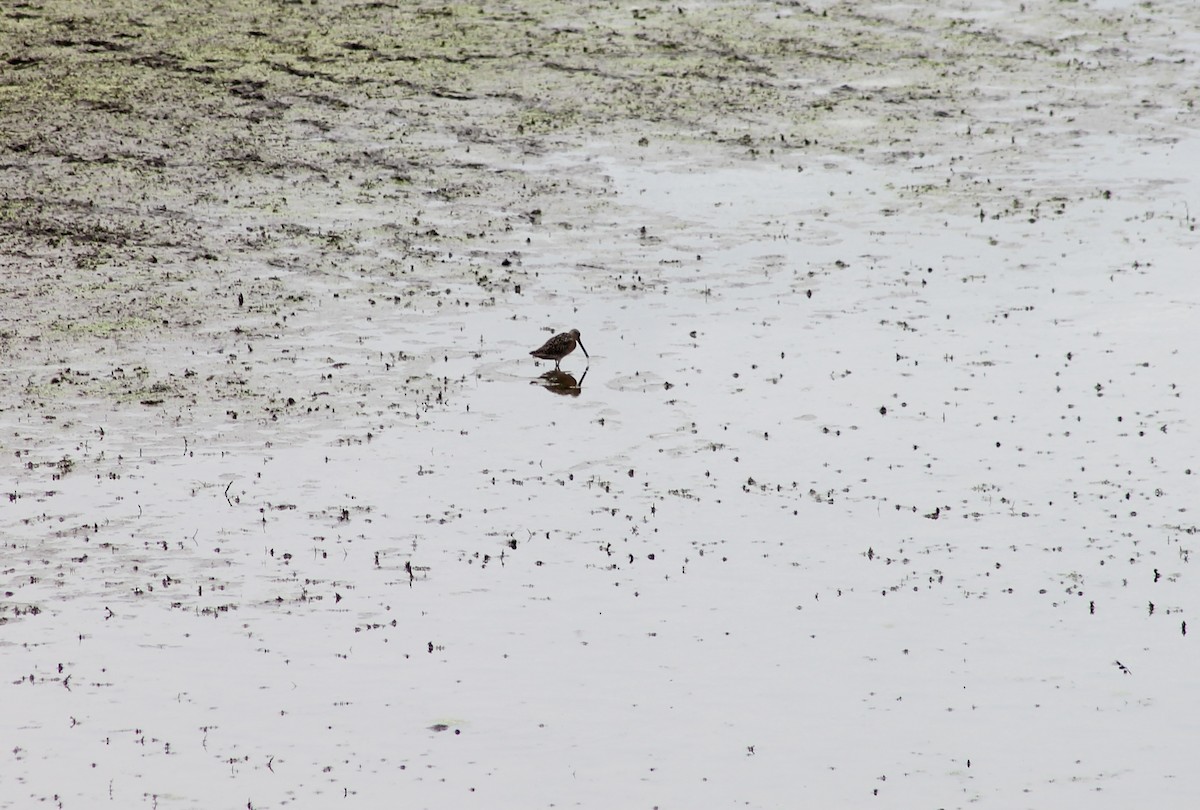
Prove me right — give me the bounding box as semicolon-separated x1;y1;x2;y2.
3;2;1200;808
4;3;1194;420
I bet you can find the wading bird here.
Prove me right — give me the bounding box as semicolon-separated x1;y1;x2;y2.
529;329;589;369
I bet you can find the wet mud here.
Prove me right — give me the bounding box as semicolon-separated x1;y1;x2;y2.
3;1;1200;807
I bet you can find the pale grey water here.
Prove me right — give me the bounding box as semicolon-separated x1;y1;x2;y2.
3;1;1200;807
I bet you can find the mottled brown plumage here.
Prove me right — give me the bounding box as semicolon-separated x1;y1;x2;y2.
530;329;589;369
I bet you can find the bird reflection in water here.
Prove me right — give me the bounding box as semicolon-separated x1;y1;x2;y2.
534;367;587;396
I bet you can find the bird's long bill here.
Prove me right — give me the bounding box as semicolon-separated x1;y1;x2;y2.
577;339;589;358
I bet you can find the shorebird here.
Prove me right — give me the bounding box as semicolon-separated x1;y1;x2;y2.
529;329;589;369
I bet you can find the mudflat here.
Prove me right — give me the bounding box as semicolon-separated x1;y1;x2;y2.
3;2;1199;808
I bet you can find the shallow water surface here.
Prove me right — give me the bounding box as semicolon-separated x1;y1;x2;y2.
3;1;1200;808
